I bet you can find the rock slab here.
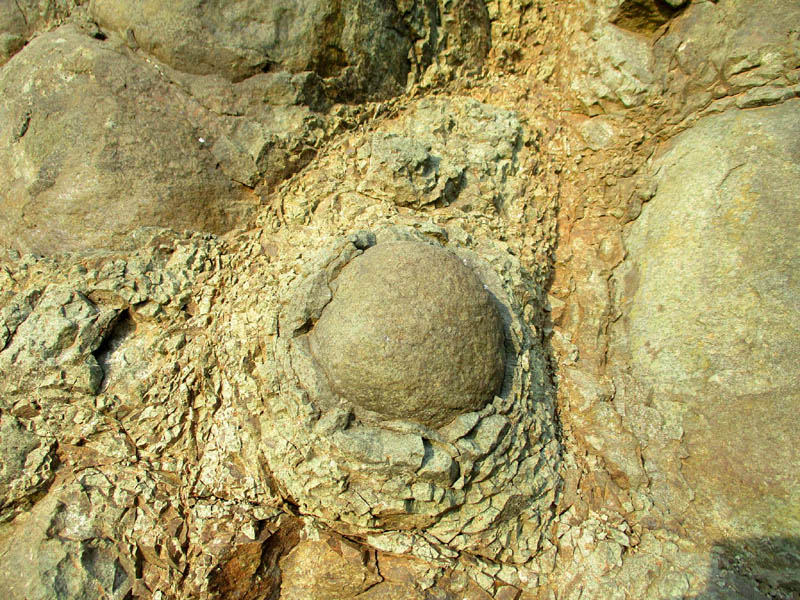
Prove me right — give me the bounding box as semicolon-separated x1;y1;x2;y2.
613;100;800;580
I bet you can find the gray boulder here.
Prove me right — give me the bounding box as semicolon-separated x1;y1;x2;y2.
89;0;412;99
611;100;800;581
0;25;251;255
309;241;506;428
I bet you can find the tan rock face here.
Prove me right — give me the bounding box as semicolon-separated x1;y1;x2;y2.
279;538;381;600
3;1;800;598
0;0;81;65
89;0;491;101
309;241;505;428
0;26;251;255
611;100;800;566
90;0;413;98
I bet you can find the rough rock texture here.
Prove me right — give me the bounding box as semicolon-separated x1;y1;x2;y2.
0;478;134;600
354;97;523;211
309;241;505;428
89;0;411;98
1;0;799;599
269;226;559;561
0;2;495;253
279;536;381;599
0;25;250;255
89;0;491;100
0;413;55;521
566;3;658;111
609;0;685;34
610;99;800;592
652;0;800;121
0;0;83;64
0;2;29;63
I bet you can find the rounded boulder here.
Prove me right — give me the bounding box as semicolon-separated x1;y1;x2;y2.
309;241;505;428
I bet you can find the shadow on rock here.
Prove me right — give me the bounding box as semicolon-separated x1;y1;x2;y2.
685;537;800;600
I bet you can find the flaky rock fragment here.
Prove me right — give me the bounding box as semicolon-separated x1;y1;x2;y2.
309;241;505;428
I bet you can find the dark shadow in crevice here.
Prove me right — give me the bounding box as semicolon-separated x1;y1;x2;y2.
92;309;136;392
207;515;302;600
683;537;800;600
610;0;688;35
483;287;517;400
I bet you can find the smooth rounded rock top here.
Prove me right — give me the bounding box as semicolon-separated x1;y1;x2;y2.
309;241;505;428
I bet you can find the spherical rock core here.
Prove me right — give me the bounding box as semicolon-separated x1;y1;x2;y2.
308;241;505;428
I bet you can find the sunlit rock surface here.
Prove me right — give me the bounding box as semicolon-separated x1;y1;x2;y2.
0;1;798;598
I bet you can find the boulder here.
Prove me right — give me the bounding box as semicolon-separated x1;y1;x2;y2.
309;241;506;428
89;0;412;99
612;100;800;575
0;25;251;255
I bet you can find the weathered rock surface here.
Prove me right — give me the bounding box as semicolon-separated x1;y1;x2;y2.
568;0;800;115
268;227;559;560
0;413;55;521
280;96;527;225
89;0;491;101
356;97;523;211
279;537;381;600
0;2;28;63
0;6;496;254
0;25;251;255
0;479;134;600
90;0;411;99
611;99;800;589
1;0;799;598
309;241;506;428
653;0;800;119
565;0;661;111
0;0;82;64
